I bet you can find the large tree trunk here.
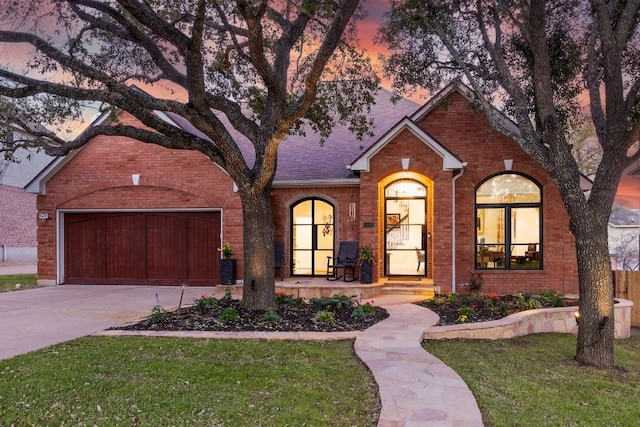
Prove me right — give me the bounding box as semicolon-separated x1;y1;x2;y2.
239;187;276;311
573;225;615;368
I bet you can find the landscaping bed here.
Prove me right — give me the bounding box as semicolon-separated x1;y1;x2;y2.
116;292;388;332
418;291;578;326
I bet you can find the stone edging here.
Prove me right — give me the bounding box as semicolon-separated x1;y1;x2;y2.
423;298;634;341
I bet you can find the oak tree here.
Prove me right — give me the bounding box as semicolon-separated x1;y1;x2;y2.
379;0;640;368
0;0;378;310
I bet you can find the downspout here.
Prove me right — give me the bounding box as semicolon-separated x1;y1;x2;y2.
451;163;468;293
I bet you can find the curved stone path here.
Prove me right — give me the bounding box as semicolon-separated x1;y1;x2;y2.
355;303;484;426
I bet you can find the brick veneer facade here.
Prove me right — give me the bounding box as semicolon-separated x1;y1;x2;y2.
0;184;37;246
355;92;578;294
35;90;579;294
36;111;243;283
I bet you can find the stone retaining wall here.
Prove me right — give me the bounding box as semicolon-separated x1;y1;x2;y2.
423;299;633;340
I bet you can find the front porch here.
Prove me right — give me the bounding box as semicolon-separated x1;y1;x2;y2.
220;276;437;301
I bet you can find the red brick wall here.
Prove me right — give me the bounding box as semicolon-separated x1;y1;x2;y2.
0;184;37;246
420;92;577;294
270;186;360;278
37;111;243;282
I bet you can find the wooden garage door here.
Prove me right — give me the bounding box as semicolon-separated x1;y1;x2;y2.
64;212;220;285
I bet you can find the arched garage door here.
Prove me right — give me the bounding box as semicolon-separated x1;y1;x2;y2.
64;212;220;285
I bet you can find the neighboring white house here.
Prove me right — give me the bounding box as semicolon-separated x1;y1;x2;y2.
0;126;54;264
609;205;640;271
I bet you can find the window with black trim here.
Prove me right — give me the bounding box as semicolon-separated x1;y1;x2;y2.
475;173;542;270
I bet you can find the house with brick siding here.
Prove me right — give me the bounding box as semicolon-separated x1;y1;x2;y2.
26;82;580;295
1;127;54;264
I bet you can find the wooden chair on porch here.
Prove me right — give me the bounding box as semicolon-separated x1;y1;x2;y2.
326;241;359;282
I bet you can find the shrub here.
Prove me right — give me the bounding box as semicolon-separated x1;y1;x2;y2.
315;310;336;324
262;309;282;324
425;297;441;306
149;305;166;325
219;307;240;322
458;305;476;318
351;303;376;321
310;294;356;312
539;290;566;307
194;294;218;314
276;293;304;308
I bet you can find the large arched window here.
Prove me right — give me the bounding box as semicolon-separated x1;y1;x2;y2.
291;198;334;276
475;173;542;270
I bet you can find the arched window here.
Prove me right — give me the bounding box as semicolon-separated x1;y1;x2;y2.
475;173;542;270
291;198;334;276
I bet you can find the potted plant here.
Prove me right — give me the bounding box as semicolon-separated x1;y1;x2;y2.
218;242;236;285
359;246;375;284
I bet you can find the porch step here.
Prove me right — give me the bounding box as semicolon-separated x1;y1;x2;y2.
381;281;436;297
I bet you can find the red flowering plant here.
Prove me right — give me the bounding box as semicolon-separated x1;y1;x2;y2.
194;294;218;314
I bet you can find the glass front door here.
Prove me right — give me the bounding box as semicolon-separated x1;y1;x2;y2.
385;180;427;277
291;199;334;276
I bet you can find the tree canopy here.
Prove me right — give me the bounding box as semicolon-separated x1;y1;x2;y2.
0;0;378;310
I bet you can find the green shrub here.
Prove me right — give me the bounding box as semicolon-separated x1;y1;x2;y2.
458;305;476;318
148;305;166;324
219;307;240;322
262;309;282;324
310;294;356;312
276;294;304;308
425;297;441;306
315;310;336;324
194;294;218;314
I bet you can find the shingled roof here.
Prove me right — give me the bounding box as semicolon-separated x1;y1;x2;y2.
166;88;420;184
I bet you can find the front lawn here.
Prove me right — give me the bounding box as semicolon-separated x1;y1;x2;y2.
0;337;380;426
424;331;640;426
0;274;38;293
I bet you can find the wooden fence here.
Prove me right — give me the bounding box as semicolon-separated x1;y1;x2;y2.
614;270;640;327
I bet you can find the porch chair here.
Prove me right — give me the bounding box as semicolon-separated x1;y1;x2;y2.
274;241;285;281
326;241;359;282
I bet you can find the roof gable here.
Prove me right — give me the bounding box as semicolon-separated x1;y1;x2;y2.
349;117;464;172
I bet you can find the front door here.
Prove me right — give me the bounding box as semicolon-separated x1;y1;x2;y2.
385;180;427;277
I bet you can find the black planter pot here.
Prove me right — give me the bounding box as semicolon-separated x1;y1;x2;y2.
360;260;373;284
220;258;237;285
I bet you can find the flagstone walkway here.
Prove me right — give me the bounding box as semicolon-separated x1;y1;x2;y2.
355;303;484;427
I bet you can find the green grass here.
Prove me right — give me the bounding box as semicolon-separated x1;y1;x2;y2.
0;274;38;293
424;332;640;426
0;337;379;426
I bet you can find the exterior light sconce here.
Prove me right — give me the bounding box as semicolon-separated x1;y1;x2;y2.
401;158;411;170
504;159;513;171
574;311;581;325
348;202;357;222
38;213;49;222
131;174;140;186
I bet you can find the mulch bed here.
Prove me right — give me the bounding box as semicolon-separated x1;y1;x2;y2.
115;296;389;333
418;293;579;326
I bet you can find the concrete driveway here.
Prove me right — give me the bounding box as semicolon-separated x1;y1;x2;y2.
0;284;218;360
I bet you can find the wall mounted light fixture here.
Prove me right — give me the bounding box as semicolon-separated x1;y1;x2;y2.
349;202;357;222
574;311;581;325
132;174;140;185
38;213;49;222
